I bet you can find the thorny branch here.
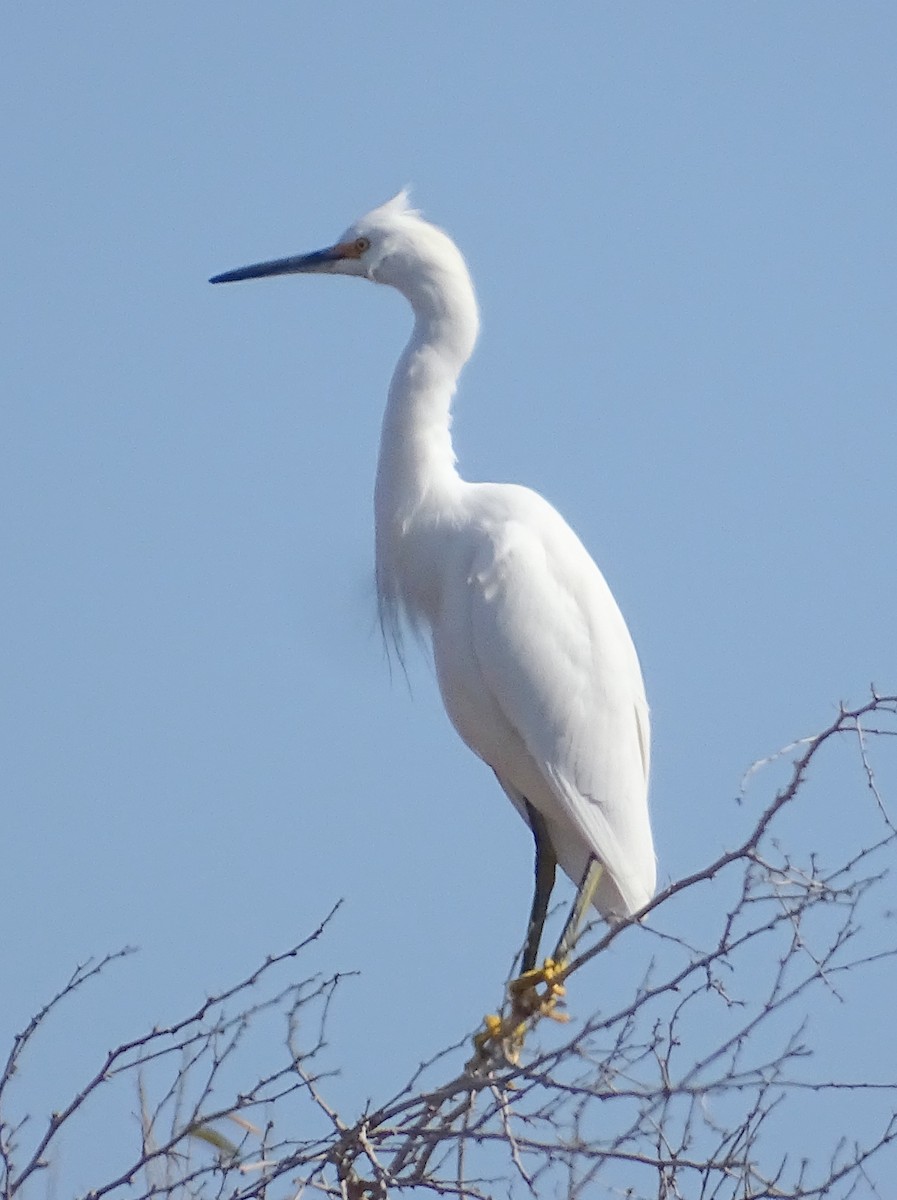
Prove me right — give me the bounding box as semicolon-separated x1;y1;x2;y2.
2;694;896;1200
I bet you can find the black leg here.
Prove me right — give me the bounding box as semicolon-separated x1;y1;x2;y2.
521;801;557;974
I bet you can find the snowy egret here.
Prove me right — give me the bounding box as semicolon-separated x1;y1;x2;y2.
211;192;655;983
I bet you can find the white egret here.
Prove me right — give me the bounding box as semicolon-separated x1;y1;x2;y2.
211;192;655;992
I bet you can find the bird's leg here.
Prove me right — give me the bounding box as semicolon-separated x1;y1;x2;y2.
501;857;604;1049
471;802;563;1066
471;821;606;1067
521;801;557;974
507;804;564;1007
552;855;604;965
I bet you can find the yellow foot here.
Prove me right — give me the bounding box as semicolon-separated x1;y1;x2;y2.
471;1011;505;1055
470;959;570;1068
507;957;569;1023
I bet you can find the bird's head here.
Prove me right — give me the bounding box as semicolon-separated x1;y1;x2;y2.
210;190;472;308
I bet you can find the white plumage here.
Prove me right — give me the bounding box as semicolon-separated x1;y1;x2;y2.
212;192;655;962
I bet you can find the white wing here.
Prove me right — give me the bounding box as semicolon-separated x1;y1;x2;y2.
432;483;655;919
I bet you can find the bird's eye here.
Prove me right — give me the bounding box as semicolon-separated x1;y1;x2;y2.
354;236;370;254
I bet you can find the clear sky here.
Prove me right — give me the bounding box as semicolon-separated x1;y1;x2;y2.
2;4;895;1193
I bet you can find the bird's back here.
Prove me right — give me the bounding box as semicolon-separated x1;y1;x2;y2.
427;481;655;920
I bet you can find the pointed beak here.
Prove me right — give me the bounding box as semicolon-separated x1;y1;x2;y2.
209;243;347;285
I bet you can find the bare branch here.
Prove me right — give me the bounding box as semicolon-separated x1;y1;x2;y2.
2;695;896;1200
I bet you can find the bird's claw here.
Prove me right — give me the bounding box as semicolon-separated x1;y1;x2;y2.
507;956;565;996
508;957;570;1024
470;958;570;1068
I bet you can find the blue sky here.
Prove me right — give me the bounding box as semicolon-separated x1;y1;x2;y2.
2;4;895;1192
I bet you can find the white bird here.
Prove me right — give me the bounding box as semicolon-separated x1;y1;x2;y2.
211;192;655;979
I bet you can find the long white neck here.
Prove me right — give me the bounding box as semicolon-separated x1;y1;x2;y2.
374;259;479;643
